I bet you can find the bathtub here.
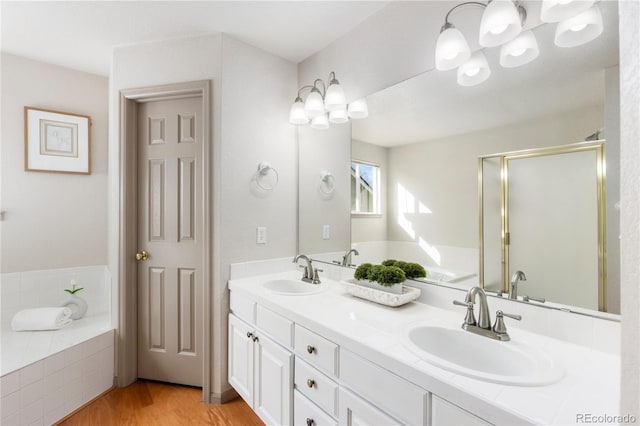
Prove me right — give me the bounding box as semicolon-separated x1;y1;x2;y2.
0;266;115;425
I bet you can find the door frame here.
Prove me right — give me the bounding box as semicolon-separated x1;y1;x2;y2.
117;80;211;402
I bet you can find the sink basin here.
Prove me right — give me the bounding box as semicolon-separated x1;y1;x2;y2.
403;324;563;386
263;279;326;296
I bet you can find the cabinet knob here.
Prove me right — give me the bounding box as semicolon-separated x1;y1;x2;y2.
306;418;315;426
307;345;316;354
306;379;315;388
246;332;253;339
252;335;259;343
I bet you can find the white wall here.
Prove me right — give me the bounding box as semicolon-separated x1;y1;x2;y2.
0;53;109;273
351;139;388;243
109;34;297;399
619;0;640;419
298;124;351;255
387;107;604;248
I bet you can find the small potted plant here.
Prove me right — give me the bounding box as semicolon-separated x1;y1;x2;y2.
61;280;88;320
381;259;427;280
353;263;406;294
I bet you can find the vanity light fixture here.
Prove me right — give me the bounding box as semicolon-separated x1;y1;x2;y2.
478;0;523;47
540;0;595;23
500;30;539;67
458;51;491;86
347;98;369;119
289;71;367;129
554;3;603;47
435;0;603;87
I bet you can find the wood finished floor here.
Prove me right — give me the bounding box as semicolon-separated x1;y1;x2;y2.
57;380;264;426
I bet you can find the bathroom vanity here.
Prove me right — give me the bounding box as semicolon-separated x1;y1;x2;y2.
228;269;619;426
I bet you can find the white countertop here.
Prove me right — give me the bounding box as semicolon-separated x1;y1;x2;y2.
229;270;620;425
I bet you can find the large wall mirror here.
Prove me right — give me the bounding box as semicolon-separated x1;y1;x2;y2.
298;1;620;317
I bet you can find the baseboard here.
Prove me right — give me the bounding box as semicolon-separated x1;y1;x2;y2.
53;386;116;425
210;388;239;404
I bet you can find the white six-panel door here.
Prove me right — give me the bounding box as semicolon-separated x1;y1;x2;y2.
137;96;203;386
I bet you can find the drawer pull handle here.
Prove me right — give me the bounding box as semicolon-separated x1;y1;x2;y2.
306;418;315;426
306;379;315;388
307;345;316;354
246;332;253;339
252;335;259;343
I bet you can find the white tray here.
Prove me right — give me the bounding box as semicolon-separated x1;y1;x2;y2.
342;279;421;307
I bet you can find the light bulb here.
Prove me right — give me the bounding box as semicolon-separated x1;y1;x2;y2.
304;88;325;118
435;24;471;71
457;51;491;86
499;30;539;67
541;0;594;22
479;0;522;47
310;113;329;130
324;80;347;112
555;4;603;47
465;67;481;77
348;98;369;119
329;108;349;124
289;97;308;125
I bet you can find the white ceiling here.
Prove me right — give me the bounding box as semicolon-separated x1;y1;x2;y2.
0;1;391;76
352;1;619;147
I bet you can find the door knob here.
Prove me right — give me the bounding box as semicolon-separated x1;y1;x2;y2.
135;250;149;261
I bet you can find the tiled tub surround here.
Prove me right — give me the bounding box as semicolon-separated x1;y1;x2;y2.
228;266;620;425
1;266;114;425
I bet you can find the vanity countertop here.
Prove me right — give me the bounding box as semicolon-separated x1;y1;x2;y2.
229;270;620;425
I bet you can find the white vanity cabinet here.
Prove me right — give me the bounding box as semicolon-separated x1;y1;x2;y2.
431;396;492;426
228;313;294;425
228;288;496;426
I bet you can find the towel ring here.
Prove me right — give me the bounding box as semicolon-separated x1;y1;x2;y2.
319;172;335;195
256;162;279;191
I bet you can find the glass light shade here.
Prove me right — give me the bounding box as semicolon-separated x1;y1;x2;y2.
457;51;491;86
479;0;522;47
540;0;594;23
348;98;369;119
499;30;539;67
555;4;603;47
310;113;329;130
435;26;471;71
289;98;309;125
324;82;347;112
304;89;325;118
329;108;349;124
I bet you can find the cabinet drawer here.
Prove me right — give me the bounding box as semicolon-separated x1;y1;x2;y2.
340;348;427;426
294;325;338;376
295;358;338;418
338;387;398;426
230;292;256;324
431;396;491;426
294;391;337;426
256;305;294;349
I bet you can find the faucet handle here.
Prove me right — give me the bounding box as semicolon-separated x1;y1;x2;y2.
312;268;323;284
453;300;476;326
492;310;522;334
523;295;546;303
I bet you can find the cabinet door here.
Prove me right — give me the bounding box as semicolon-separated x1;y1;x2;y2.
228;314;255;405
338;388;399;426
254;333;294;426
431;396;491;426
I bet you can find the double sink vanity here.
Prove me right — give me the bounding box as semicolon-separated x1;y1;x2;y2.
228;260;619;426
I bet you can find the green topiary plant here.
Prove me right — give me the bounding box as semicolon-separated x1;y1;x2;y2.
367;265;386;283
403;262;427;279
354;263;373;280
381;259;397;266
375;265;406;287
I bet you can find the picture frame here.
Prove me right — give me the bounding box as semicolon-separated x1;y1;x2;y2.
24;107;91;174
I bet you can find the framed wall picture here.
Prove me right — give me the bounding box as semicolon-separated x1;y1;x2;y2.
24;107;91;174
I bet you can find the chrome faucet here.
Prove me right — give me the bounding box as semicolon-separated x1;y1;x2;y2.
453;286;521;341
509;270;527;300
293;254;321;284
341;248;359;266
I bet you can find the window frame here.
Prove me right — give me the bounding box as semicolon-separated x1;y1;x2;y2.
351;159;382;217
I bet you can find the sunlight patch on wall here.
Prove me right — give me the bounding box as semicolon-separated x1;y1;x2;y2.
397;183;416;239
418;237;441;266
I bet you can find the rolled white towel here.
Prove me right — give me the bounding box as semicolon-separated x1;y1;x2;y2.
11;307;73;331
